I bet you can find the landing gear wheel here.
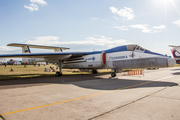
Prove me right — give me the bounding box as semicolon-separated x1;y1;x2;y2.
111;72;116;77
92;70;98;74
56;60;63;77
55;72;62;76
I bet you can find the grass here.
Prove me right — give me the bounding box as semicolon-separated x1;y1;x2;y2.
0;64;179;80
0;65;111;80
173;64;180;67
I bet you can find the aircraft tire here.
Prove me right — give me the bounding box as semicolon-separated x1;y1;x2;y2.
111;72;116;77
92;70;98;74
55;72;62;76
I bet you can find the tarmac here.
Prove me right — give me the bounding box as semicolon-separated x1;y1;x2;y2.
0;67;180;120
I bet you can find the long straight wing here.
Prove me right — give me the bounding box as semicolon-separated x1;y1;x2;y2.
7;43;70;52
0;52;90;62
0;43;96;62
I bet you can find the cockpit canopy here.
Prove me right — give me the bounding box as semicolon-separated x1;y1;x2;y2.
126;44;145;51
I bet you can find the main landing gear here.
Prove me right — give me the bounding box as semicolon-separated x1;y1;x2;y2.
56;60;63;77
111;72;116;77
111;69;121;77
111;69;117;77
92;70;98;74
56;71;62;76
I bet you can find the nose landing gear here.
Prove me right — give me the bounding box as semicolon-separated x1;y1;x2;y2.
111;72;116;77
111;69;122;77
92;70;98;74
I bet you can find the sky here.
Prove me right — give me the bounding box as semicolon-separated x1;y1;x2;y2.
0;0;180;59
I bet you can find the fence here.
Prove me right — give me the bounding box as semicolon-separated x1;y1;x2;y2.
123;69;144;76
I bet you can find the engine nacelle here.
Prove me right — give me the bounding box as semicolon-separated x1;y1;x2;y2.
62;52;106;69
84;51;106;68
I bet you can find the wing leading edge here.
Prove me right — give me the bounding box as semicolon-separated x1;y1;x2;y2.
0;52;90;62
0;43;93;62
0;52;89;59
7;43;70;52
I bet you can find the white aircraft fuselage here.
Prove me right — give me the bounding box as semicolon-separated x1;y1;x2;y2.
21;45;175;69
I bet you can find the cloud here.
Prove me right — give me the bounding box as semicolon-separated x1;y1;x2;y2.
26;36;59;45
113;26;129;31
24;4;39;11
152;25;166;33
152;25;166;29
0;46;20;54
113;24;166;33
30;0;47;6
130;24;151;33
113;16;118;20
172;19;180;27
0;36;132;54
110;7;135;20
130;24;149;29
90;17;98;20
25;36;132;49
24;0;47;11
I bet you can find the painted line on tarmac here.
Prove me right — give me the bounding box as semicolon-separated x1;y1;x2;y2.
155;76;174;81
1;76;174;116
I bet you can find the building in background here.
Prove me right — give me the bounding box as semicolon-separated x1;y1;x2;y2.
0;58;6;64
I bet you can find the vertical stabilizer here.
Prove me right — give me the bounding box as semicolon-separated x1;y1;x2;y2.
54;48;63;52
22;46;31;53
171;49;180;64
22;45;31;62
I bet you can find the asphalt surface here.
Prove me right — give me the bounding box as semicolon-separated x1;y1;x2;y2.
0;67;180;120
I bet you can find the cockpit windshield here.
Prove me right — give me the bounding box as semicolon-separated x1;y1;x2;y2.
126;44;137;51
126;44;145;52
135;45;145;51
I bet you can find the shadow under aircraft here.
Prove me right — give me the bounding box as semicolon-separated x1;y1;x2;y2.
0;73;178;90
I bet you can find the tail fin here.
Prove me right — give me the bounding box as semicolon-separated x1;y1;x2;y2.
171;49;180;59
22;46;31;53
171;49;180;64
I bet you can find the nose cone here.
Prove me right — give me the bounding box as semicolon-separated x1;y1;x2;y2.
167;57;176;67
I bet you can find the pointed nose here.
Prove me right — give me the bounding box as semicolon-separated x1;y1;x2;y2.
167;57;176;67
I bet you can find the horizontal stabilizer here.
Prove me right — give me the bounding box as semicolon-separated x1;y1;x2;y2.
169;45;180;47
169;45;180;54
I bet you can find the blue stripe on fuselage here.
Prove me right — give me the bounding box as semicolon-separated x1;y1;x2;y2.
104;45;128;53
89;46;166;58
87;45;128;55
144;49;165;57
